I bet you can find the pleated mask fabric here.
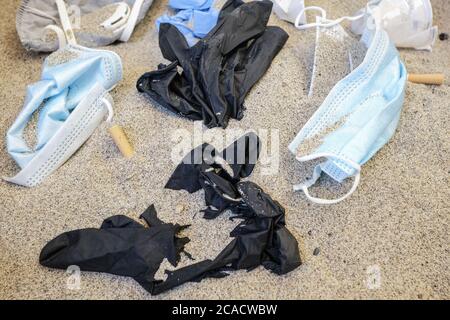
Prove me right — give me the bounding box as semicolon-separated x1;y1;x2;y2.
5;45;122;187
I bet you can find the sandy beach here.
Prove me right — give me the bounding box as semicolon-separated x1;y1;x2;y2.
0;0;449;299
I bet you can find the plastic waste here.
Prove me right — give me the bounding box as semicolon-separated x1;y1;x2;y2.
152;181;302;295
40;205;190;294
137;0;289;128
6;0;124;187
16;0;154;52
165;132;262;219
291;1;437;51
155;133;301;294
364;0;437;51
289;25;407;204
40;133;302;295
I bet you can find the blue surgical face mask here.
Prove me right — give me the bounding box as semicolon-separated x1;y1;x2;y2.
5;44;122;187
289;26;407;204
156;1;219;46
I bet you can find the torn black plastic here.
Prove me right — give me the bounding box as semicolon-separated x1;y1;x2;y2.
39;205;190;293
137;0;289;128
154;133;301;294
152;182;301;295
40;133;301;296
165;132;261;219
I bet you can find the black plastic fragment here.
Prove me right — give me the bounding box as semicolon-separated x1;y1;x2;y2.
154;133;302;294
165;132;261;219
152;182;301;295
40;133;302;296
39;205;190;294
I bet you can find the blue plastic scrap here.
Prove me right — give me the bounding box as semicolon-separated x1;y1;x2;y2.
156;0;219;46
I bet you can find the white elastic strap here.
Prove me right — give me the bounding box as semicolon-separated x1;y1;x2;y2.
119;0;144;42
294;6;326;29
295;6;366;30
55;0;77;45
44;25;67;48
293;152;361;205
102;98;114;123
294;6;365;30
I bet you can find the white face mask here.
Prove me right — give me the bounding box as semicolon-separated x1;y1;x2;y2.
352;0;437;51
289;0;437;51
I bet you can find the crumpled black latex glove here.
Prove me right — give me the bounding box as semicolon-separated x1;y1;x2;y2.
137;0;289;128
152;181;301;295
39;205;190;293
165;132;262;219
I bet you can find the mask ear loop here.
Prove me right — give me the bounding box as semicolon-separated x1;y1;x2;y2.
295;6;366;30
294;6;327;30
294;1;382;31
43;25;67;49
101;97;114;123
293;153;361;204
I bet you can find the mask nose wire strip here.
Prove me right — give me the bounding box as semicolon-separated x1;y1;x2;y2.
293;152;362;205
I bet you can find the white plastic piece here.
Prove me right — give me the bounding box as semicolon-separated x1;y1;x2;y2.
352;0;437;51
308;16;353;97
119;0;144;42
101;2;130;30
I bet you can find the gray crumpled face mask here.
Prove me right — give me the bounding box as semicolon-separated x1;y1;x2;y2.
17;0;154;52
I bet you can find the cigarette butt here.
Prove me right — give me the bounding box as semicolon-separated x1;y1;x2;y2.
109;125;134;158
408;73;445;85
